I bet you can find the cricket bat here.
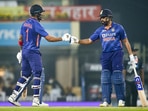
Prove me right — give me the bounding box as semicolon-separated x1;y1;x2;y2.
133;67;148;107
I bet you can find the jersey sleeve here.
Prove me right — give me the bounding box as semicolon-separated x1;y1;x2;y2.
89;28;100;41
119;25;127;40
35;22;48;37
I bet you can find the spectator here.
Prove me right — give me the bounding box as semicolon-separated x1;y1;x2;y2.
123;45;144;106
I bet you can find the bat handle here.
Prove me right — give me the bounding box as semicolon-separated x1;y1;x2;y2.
133;66;138;77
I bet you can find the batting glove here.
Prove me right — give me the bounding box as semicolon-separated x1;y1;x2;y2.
129;54;136;68
62;33;71;41
16;50;22;64
70;36;79;44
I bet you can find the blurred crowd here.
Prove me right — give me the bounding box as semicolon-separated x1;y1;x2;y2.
0;0;75;21
0;66;15;101
0;66;82;102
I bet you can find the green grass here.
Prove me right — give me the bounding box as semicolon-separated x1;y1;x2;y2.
0;107;148;111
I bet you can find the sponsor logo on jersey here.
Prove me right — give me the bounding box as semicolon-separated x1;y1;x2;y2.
102;32;116;38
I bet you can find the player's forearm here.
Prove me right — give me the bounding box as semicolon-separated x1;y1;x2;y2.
122;38;133;55
78;38;92;45
45;35;62;42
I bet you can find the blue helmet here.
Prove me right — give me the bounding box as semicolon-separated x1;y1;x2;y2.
100;9;113;18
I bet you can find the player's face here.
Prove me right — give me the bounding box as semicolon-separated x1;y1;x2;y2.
100;16;110;26
36;12;45;22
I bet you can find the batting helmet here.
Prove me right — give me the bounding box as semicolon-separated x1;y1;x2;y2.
30;4;45;16
100;9;113;18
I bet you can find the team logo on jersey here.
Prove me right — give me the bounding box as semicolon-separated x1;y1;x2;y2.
111;28;115;32
100;10;103;15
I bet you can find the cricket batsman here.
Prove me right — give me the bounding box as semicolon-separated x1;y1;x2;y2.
70;9;135;107
8;4;72;106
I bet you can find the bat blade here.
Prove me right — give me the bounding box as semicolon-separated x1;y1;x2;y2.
135;76;148;107
138;90;148;107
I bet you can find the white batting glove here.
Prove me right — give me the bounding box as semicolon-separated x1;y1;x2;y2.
70;36;79;44
129;54;136;68
16;50;22;64
62;33;71;41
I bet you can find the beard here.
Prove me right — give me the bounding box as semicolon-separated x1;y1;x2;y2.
101;20;110;26
37;13;44;22
100;17;111;26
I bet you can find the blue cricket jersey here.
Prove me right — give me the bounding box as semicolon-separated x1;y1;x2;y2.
20;18;48;50
90;22;127;52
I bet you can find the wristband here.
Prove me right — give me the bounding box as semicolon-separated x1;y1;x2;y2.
18;40;23;46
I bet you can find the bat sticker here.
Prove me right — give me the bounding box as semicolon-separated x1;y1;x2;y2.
135;76;143;90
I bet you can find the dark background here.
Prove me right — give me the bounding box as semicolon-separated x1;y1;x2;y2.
1;0;148;101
